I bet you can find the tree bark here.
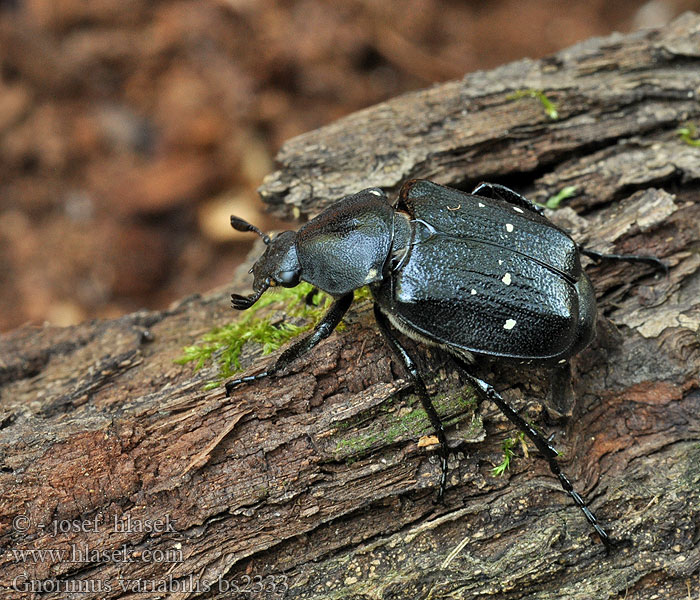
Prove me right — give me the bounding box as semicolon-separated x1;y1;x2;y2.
2;12;700;600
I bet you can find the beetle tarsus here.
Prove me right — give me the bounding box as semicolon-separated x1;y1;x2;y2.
231;293;256;310
453;359;613;549
225;372;269;396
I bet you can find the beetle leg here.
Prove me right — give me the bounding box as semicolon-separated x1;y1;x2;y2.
579;246;668;275
452;359;613;549
225;293;354;396
304;287;320;306
475;182;667;275
372;305;450;502
546;363;575;420
471;182;545;216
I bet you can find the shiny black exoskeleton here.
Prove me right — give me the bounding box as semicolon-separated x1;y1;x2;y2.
226;179;665;548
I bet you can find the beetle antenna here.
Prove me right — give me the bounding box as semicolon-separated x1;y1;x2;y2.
231;289;264;310
230;216;271;245
231;278;271;310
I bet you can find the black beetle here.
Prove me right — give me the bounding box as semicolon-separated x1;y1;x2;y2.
225;179;665;548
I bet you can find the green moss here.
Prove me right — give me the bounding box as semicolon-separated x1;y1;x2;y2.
175;282;325;387
535;185;577;210
176;283;373;389
677;122;700;147
507;88;559;120
491;431;526;477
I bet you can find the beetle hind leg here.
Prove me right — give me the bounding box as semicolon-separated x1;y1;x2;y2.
579;246;668;275
545;363;575;420
471;182;545;215
452;358;613;549
373;305;450;502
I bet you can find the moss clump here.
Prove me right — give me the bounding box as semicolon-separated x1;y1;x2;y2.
491;431;527;477
176;283;369;390
537;185;577;210
677;122;700;147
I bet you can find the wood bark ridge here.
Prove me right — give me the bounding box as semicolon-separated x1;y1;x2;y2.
1;12;700;600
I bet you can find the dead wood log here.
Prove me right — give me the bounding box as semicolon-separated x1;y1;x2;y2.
1;12;700;600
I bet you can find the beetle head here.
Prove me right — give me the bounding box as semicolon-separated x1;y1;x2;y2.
230;216;301;310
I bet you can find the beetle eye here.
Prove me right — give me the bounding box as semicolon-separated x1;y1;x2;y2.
277;269;301;287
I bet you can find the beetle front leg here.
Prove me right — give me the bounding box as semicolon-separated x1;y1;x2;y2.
225;293;354;396
304;287;320;306
373;305;450;502
452;358;613;550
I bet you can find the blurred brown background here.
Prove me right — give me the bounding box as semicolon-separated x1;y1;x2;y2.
0;0;694;332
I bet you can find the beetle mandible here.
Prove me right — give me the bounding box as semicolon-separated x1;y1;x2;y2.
225;179;666;548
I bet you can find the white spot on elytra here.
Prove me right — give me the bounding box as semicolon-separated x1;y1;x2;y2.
502;273;511;285
506;223;514;233
558;359;567;364
369;189;383;196
504;319;517;330
513;206;524;213
478;202;485;207
498;259;503;265
471;288;477;295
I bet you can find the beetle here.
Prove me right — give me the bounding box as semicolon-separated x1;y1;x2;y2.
225;179;666;548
